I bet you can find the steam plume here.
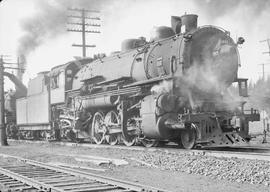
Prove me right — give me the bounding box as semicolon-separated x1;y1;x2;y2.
18;1;67;58
16;0;106;63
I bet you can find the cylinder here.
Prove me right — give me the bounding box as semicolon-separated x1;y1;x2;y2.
140;95;176;139
141;113;177;139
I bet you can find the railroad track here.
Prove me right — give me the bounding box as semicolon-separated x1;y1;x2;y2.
0;154;167;192
9;139;270;153
7;139;270;162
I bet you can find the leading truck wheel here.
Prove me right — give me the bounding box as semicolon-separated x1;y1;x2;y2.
178;124;197;149
91;112;106;145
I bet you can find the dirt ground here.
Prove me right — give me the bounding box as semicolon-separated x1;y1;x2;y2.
0;141;269;192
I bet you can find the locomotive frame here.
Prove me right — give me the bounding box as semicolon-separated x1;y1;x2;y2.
12;14;260;149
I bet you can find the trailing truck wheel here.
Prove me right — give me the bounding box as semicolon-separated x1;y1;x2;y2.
104;110;119;146
141;138;159;148
59;118;73;140
92;112;106;145
178;124;196;149
66;130;77;142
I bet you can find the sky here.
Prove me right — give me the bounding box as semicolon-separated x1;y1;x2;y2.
0;0;270;89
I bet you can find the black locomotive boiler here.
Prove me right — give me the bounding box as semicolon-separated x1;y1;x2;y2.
15;14;260;148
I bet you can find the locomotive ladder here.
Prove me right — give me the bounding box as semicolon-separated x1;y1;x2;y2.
0;154;166;192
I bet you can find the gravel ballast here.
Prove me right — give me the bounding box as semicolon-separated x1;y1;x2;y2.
0;141;269;192
138;151;270;186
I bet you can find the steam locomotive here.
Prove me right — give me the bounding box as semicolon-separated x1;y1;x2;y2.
11;14;260;149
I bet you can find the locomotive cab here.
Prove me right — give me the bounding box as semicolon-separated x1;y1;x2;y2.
50;61;81;105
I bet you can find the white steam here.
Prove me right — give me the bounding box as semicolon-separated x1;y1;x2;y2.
151;80;173;95
17;0;103;56
151;37;241;111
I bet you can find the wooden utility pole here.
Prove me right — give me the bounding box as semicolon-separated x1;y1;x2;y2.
0;56;7;146
261;38;270;143
259;63;269;143
259;49;270;143
0;55;25;146
67;8;101;57
258;63;270;81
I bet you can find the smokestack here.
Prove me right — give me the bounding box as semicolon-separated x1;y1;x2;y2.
171;16;182;34
180;14;198;32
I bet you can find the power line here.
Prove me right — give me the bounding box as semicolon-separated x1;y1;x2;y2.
68;8;100;13
67;22;101;27
67;29;100;33
67;8;101;57
72;44;96;48
67;15;100;20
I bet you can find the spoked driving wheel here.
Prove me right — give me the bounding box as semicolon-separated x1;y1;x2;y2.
91;111;106;145
106;134;118;145
104;110;119;146
59;118;74;140
178;124;197;149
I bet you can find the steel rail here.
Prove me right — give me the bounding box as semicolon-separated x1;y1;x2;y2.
8;139;270;159
28;161;165;192
0;153;168;192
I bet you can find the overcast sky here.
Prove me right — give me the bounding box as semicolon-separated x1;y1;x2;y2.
0;0;270;88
